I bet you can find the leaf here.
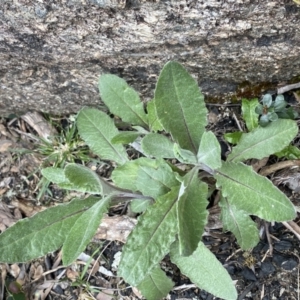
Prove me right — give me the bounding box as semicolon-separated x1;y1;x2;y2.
99;74;148;127
262;94;272;107
219;197;260;250
111;131;141;144
62;196;111;265
141;133;175;158
177;168;208;256
170;241;237;300
42;166;118;196
112;158;178;199
136;266;174;300
147;99;164;132
267;112;278;122
241;98;259;131
276;144;300;160
224;132;243;144
0;197;98;263
215;162;296;222
64;164;103;194
154;61;207;153
130;198;153;213
259;114;270;127
77;108;128;165
118;187;179;287
274;95;287;111
227;119;298;163
42;167;71;186
197;131;222;170
173;144;197;164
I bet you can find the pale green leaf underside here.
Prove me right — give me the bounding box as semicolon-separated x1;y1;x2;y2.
141;133;175;159
242;98;259;131
220;197;260;250
41;167;67;184
173;144;197;164
177;167;208;256
228;119;298;162
42;167;82;191
77;108;128;165
170;241;237;300
0;197;98;263
215;162;296;221
112;158;178;199
62;196;110;265
136;266;174;300
154;61;208;153
197;131;222;170
99;74;148;127
147;99;164;132
118;187;180;287
65;164;103;195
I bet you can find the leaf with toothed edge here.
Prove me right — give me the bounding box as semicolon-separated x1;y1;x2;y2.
215;161;296;222
118;187;180;287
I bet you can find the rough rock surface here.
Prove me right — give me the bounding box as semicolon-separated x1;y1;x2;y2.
0;0;299;115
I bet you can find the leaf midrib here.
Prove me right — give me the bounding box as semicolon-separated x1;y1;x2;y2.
217;170;291;210
108;85;147;127
82;110;128;164
126;195;177;285
170;67;197;153
228;126;293;162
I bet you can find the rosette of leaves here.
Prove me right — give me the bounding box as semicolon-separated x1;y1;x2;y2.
255;94;298;127
0;62;298;300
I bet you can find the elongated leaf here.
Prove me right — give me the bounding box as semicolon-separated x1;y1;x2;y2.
41;167;85;191
136;266;174;300
118;187;179;287
112;158;178;199
42;166;120;196
170;241;237;300
99;74;148;127
62;196;111;265
77;108;128;165
154;61;207;153
111;131;141;144
147;99;164;132
219;197;260;250
177;168;208;256
64;164;102;194
227;119;298;162
197;131;221;170
215;162;296;221
141;133;175;158
242;98;259;131
0;197;98;263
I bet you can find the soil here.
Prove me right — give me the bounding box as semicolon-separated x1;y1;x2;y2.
1;93;300;300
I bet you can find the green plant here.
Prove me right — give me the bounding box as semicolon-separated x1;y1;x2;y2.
34;115;91;200
255;93;298;127
225;97;300;160
0;62;297;300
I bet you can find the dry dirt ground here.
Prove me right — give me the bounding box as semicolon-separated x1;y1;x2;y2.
1;96;300;300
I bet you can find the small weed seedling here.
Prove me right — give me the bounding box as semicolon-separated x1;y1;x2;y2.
225;97;300;160
255;93;298;127
34;116;91;200
0;62;297;300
